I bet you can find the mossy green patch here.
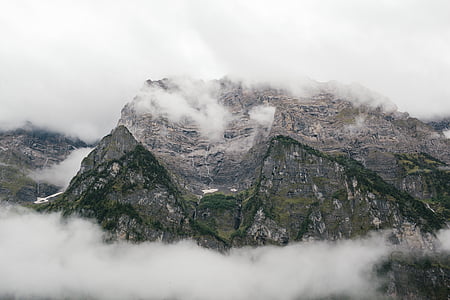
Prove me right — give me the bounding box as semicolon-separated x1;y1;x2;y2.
198;193;237;211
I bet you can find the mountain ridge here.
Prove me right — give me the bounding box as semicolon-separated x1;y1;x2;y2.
11;78;450;299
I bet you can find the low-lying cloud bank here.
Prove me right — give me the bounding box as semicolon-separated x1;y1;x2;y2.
29;147;93;188
1;206;448;300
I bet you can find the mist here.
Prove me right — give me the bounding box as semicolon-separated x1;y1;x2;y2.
444;130;450;139
1;0;450;142
29;147;93;188
134;78;232;141
0;205;401;300
437;229;450;251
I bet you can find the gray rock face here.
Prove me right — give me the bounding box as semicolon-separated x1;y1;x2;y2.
381;253;450;300
115;78;449;243
39;78;449;299
50;126;227;249
118;78;450;198
234;137;440;250
77;125;138;175
56;126;186;240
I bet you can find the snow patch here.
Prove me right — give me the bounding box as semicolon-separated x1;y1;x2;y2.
34;192;63;204
202;188;218;194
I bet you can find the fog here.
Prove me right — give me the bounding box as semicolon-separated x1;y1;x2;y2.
1;0;450;142
134;78;232;141
29;147;93;188
249;106;277;128
0;205;397;300
437;229;450;251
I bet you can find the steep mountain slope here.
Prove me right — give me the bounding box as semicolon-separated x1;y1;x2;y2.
0;124;90;202
33;78;450;299
232;136;442;248
118;78;450;200
44;127;445;250
43;126;227;248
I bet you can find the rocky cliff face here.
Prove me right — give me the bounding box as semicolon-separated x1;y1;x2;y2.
427;117;450;132
118;78;450;200
0;124;90;202
44;126;227;249
45;126;446;251
36;78;449;299
234;136;441;249
378;253;450;299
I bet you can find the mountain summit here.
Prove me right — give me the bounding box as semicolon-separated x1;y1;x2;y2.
35;78;450;298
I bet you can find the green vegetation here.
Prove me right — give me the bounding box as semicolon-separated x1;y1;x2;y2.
376;252;450;299
190;219;230;245
0;164;38;203
395;153;445;174
332;189;348;201
43;144;184;240
198;193;236;211
395;152;450;222
334;154;444;232
195;193;240;243
295;210;312;240
35;133;447;246
253;135;445;234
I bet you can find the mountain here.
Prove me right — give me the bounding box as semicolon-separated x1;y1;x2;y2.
30;78;450;298
46;125;444;248
0;123;90;203
117;78;449;222
427;117;450;132
43;125;227;249
119;79;449;199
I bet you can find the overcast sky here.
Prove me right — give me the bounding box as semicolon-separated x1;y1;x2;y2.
1;0;449;142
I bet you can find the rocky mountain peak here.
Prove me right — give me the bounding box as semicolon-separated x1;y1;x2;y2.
33;78;449;298
78;125;138;175
118;77;449;196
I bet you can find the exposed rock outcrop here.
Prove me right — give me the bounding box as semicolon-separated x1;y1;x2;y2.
118;78;450;199
36;78;450;299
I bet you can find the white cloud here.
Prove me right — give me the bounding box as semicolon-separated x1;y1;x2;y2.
345;115;367;135
443;130;450;139
249;106;276;128
0;206;398;300
437;229;450;251
29;147;93;188
133;78;232;141
1;0;450;141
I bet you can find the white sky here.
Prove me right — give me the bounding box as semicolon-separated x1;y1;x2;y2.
1;0;449;142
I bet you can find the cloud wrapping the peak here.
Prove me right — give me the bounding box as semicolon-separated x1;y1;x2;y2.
134;78;232;141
